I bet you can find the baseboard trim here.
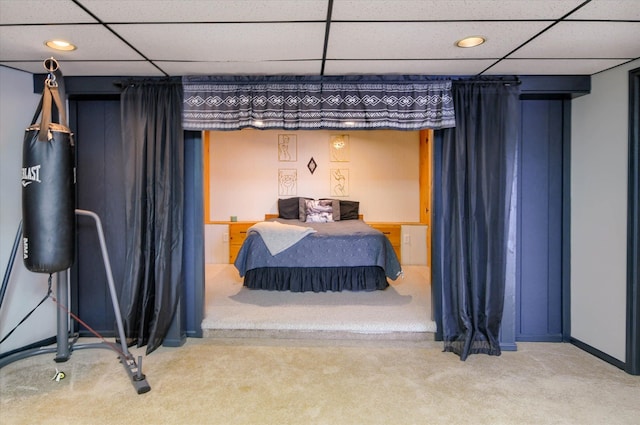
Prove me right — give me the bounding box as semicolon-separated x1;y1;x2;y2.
162;335;187;348
500;342;518;351
517;334;564;343
570;337;626;371
186;329;202;338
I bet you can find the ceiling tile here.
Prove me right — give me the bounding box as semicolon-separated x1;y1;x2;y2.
58;61;166;76
0;62;45;75
0;0;635;77
327;21;549;59
485;58;632;75
0;60;165;76
323;59;497;76
0;25;143;61
568;0;640;20
110;23;326;61
331;0;585;20
512;21;640;59
0;25;145;61
158;60;323;76
0;0;97;24
80;0;329;22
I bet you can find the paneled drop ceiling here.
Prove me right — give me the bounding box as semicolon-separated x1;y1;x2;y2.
0;0;638;77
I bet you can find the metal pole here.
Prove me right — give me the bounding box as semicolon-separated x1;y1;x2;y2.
0;211;150;393
54;270;70;362
74;209;150;393
74;209;130;357
0;222;22;310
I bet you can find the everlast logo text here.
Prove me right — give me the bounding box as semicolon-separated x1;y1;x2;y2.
23;237;29;259
22;165;41;187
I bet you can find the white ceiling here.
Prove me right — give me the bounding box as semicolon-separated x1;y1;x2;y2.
0;0;638;77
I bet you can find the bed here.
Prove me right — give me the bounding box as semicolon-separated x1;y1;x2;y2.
233;198;402;292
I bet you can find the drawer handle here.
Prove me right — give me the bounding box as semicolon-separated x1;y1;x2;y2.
382;231;391;235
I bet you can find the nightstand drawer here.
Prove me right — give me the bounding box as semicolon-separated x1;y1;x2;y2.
370;224;401;246
368;223;401;262
229;223;254;244
229;244;243;264
229;222;256;263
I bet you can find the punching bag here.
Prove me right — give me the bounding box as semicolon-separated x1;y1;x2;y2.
21;66;75;273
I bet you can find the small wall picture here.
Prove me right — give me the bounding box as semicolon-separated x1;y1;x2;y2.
278;134;297;161
330;168;349;197
329;134;349;162
278;168;297;196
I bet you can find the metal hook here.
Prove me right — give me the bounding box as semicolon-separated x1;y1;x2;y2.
43;57;59;73
44;57;59;87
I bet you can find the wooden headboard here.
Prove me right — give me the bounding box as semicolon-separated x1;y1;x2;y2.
264;213;364;221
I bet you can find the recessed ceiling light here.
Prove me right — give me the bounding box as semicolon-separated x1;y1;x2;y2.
45;39;77;51
456;36;486;48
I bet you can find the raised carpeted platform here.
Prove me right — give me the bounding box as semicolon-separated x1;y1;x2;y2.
202;264;436;338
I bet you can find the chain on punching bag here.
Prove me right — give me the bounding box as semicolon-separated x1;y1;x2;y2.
21;58;75;273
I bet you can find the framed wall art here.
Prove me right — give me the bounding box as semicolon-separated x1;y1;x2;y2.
330;168;349;197
278;134;297;161
278;168;297;196
329;134;349;162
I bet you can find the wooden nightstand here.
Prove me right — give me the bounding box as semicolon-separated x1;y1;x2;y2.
229;222;256;263
368;223;401;263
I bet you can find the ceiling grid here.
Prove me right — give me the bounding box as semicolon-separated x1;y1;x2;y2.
0;0;638;76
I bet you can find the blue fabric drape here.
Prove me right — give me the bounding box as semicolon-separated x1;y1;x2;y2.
436;80;520;360
182;75;455;131
120;80;184;354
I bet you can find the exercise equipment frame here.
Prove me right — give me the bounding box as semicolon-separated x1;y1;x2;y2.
0;209;151;394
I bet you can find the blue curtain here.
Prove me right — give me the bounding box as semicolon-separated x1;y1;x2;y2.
182;75;455;131
120;80;184;354
436;80;520;360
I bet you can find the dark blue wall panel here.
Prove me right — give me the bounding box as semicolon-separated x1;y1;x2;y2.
182;131;204;338
517;99;564;341
70;99;125;335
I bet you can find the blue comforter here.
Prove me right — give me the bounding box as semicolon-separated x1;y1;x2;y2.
234;219;402;280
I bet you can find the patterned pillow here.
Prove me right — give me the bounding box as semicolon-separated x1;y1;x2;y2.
319;199;341;221
305;199;334;223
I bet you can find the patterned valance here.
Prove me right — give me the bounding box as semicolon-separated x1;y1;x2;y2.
182;76;455;131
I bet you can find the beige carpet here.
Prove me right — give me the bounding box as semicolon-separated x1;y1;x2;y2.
202;264;436;336
1;337;639;425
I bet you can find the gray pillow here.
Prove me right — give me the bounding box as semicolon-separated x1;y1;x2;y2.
278;197;299;219
339;200;359;220
332;200;341;221
298;197;313;221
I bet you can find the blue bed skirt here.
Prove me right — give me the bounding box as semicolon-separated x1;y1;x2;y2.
243;266;390;292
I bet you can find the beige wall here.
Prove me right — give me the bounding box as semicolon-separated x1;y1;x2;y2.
205;128;426;264
0;66;57;354
571;59;640;361
207;129;421;222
